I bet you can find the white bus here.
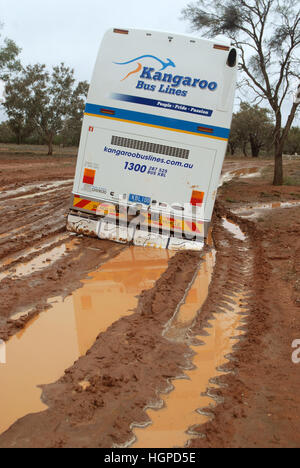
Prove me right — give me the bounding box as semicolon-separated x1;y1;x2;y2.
67;28;238;250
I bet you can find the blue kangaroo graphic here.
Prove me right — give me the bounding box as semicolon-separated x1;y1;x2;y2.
114;55;176;71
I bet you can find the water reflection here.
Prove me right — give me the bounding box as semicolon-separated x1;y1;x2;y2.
132;251;244;448
0;247;173;435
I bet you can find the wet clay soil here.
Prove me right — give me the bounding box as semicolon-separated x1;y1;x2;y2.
0;247;174;436
0;248;204;448
189;167;300;448
0;153;300;448
0;153;126;340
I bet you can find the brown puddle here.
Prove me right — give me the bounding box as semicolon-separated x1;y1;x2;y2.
236;167;261;178
222;218;246;241
219;167;260;186
132;252;246;449
0;234;70;273
0;247;173;435
233;200;300;219
164;250;216;343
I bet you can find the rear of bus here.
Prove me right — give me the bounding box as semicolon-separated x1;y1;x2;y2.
67;28;238;250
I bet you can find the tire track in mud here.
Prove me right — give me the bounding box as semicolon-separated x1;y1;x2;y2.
0;204;260;448
0;178;124;341
0;249;203;448
187;202;274;448
1;157;298;448
130;211;253;448
0;237;124;341
0;187;71;234
184;203;256;444
0;180;73;202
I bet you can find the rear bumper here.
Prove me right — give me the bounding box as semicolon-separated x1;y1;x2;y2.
67;211;207;251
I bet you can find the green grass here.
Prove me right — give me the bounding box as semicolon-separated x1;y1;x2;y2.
283;176;300;187
225;198;237;203
0;143;78;157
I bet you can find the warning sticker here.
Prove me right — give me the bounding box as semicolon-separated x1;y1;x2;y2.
83;168;96;185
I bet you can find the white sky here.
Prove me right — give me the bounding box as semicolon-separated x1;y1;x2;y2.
1;0;192;83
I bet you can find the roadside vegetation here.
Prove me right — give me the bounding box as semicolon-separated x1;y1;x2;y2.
0;24;88;155
183;0;300;184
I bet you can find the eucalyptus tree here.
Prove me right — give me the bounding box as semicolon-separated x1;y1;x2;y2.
182;0;300;184
3;63;87;154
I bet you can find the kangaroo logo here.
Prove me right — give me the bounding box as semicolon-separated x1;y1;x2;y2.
114;55;176;81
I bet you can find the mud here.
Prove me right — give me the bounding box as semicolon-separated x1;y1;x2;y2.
232;200;300;219
132;291;246;449
222;218;246;241
0;153;126;341
0;152;300;448
0;247;172;436
0;249;204;448
189;167;300;448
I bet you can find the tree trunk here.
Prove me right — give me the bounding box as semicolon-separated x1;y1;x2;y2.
250;135;260;158
229;142;235;156
273;149;283;186
272;115;284;186
242;141;248;157
47;134;54;156
272;102;299;186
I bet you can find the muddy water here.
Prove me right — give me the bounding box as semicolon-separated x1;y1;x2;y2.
222;218;246;241
164;250;216;343
0;180;73;201
233;200;300;219
0;233;70;271
132;253;245;449
2;241;76;280
219;166;260;186
0;247;173;435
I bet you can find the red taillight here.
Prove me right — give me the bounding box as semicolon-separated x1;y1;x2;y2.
100;108;115;115
214;44;230;51
197;126;213;134
113;29;129;35
191;191;205;206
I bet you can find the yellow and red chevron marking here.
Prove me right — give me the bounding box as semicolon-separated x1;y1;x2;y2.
183;220;203;235
73;196;101;213
96;202;119;217
141;213;203;234
73;197;126;220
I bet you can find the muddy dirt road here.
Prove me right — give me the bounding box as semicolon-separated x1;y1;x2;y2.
0;150;299;448
0;152;125;340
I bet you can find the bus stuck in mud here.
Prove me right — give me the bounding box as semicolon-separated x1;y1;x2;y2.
67;28;238;250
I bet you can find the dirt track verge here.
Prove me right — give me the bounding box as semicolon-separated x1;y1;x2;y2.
0;248;204;448
0;203;263;449
1;153;300;448
189;196;300;447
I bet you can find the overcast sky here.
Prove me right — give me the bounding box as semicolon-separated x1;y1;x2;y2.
1;0;192;83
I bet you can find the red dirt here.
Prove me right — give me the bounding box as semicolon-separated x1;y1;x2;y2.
189;173;300;448
0;152;300;448
0;152;124;340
